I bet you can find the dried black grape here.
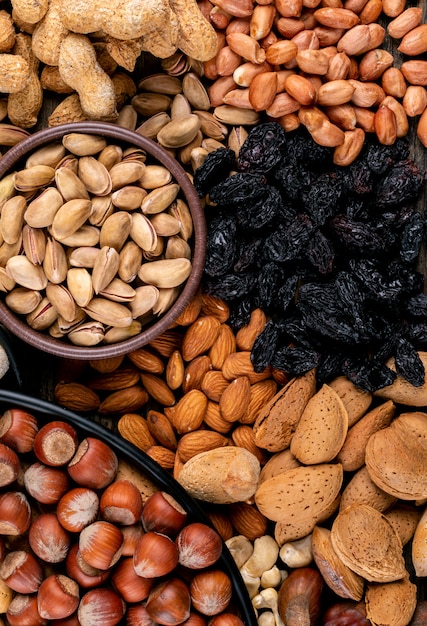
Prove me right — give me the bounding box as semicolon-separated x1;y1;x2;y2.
264;214;315;263
237;122;287;173
306;229;335;274
341;159;374;196
317;352;345;384
228;298;253;330
342;357;396;392
277;275;299;313
328;215;385;254
274;162;312;202
365;138;410;175
343;196;370;221
233;237;263;273
394;337;425;387
404;293;427;318
204;272;255;301
193;147;236;197
204;212;238;277
405;322;427;347
236;185;283;231
256;262;286;312
375;160;425;208
271;345;321;376
251;319;281;372
399;211;425;264
209;172;267;206
302;171;343;226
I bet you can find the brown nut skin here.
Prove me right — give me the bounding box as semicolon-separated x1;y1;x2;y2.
278;567;323;626
322;601;370;625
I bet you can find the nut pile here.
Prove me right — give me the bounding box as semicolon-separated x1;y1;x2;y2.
54;292;427;625
0;131;194;346
0;405;246;626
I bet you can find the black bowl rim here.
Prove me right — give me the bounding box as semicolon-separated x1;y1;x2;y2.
0;122;207;360
0;388;257;626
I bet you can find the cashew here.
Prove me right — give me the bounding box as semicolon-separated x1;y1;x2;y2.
279;533;313;569
260;565;287;589
258;611;276;626
241;568;261;599
252;588;285;626
241;535;280;578
225;534;254;569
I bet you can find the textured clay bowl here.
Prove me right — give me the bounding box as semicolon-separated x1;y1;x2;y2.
0;388;257;626
0;122;206;359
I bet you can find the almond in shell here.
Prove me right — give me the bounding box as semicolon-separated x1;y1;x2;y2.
253;368;316;452
330;503;406;582
290;384;348;465
385;504;422;547
328;375;373;426
339;465;397;513
177;446;261;504
274;495;341;546
312;525;365;601
374;352;427;406
255;463;343;523
365;576;417;626
365;411;427;500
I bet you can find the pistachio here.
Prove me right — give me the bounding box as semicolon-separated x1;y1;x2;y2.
68;246;100;269
83;297;133;327
24;187;64;228
118;240;143;283
103;320;142;344
26;142;67;169
109;161;146;190
99;211;132;251
1;196;27;245
141;183;180;215
129;285;160;318
57;225;100;248
136;111;171;140
0;268;16;293
98;144;123;170
68;320;105;346
62;132;107;156
89;195;114;227
6;255;48;290
99;277;136;303
50;198;93;241
150;213;182;237
91;246;121;294
0;173;16;209
43;238;68;284
5;287;41;314
22;225;46;265
14;165;55;192
67;267;94;307
138;257;192;288
45;283;76;322
169;198;193;241
182;72;211;111
165;235;192;259
111;185;147;210
139;165;173;190
153;286;180;315
130;212;158;252
157;114;202;148
26;296;57;330
78;156;112;196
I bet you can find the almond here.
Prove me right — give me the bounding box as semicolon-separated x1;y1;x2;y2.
173;291;203;326
203;400;233;434
365;576;417;626
339;466;397;513
385;505;422;547
98;386;149;414
200;293;230;322
182;315;222;361
127;347;165;374
259;449;300;484
222;351;271;383
374;352;427;406
171;388;208;434
87;366;140;391
235;308;267;351
140;373;175;406
229;502;268;541
205;510;234;541
328;375;373;427
117;412;156;451
182;355;212;393
201;369;230;402
275;495;341;545
146;409;178;450
89;355;124;373
165;350;185;390
54;382;100;412
148;329;183;358
231;424;267;464
209;324;237;369
177;430;229;462
239;379;278;425
145;445;176;470
219;375;251;422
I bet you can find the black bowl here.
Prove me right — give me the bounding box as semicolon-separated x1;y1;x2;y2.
0;388;257;626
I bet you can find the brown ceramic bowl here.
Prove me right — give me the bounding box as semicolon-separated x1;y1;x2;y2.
0;122;206;359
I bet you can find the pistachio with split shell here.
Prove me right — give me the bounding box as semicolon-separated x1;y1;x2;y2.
45;283;76;322
22;226;46;266
67;267;94;308
6;255;48;291
62;133;107;156
43;238;68;284
83;297;134;328
118;241;143;283
77;156;112;196
68;320;105;346
91;246;120;294
5;287;41;314
129;285;160;318
99;278;136;303
138;257;192;289
99;212;132;251
26;297;58;330
55;168;90;202
141;183;180;215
